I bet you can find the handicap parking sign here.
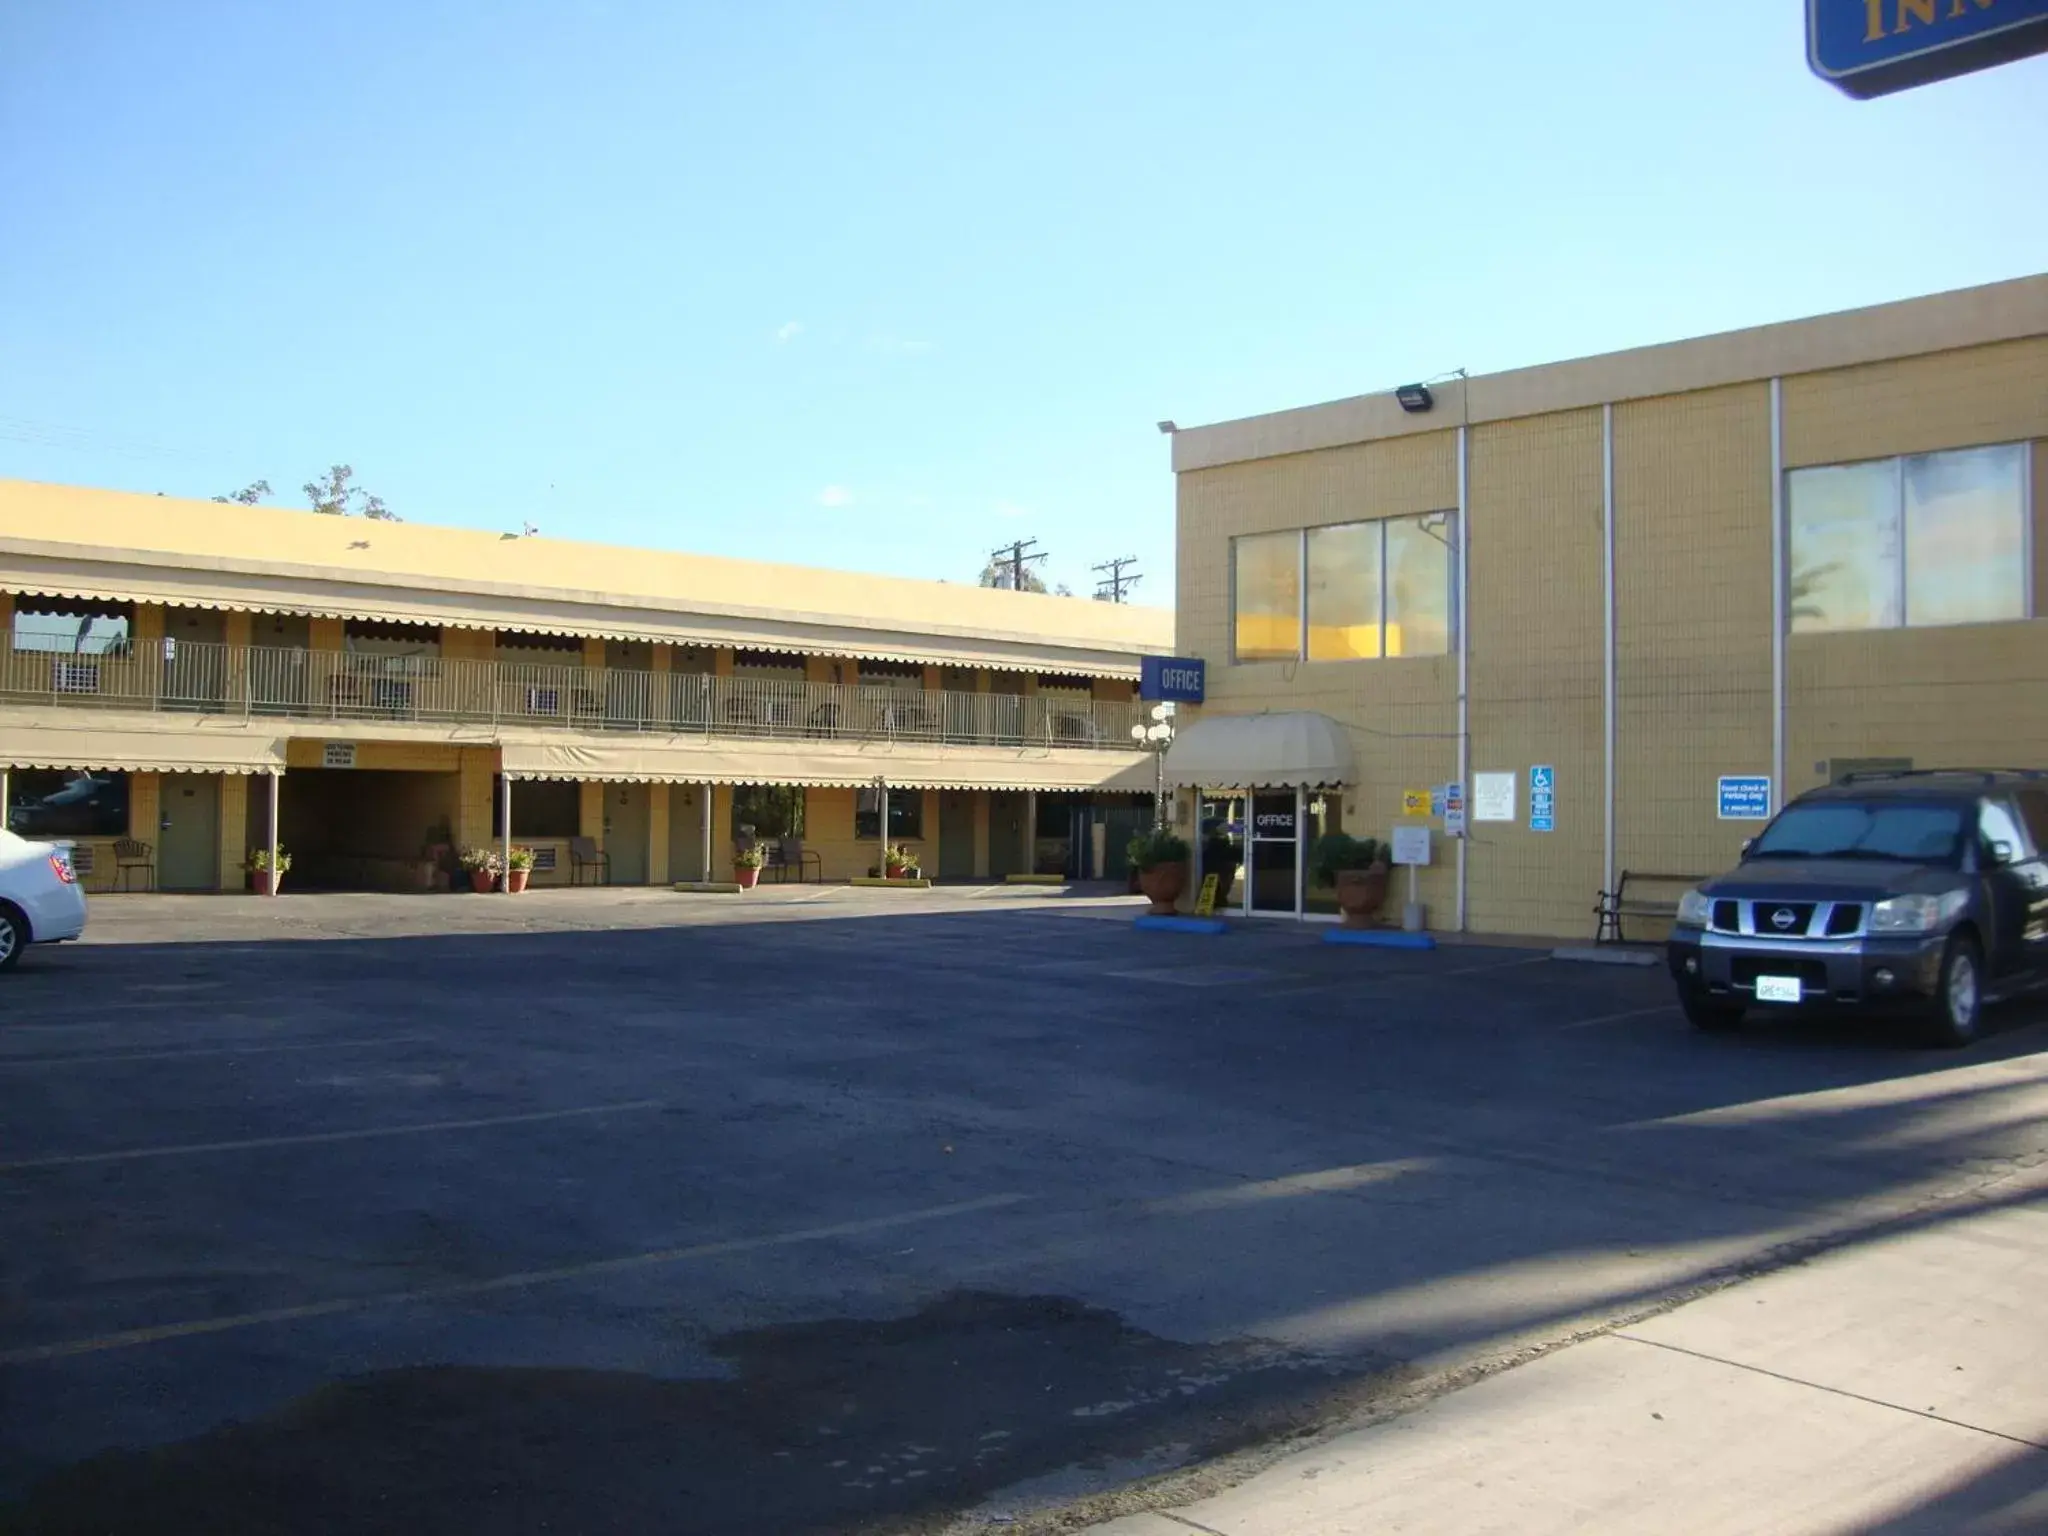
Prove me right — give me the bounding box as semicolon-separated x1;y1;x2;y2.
1529;764;1556;833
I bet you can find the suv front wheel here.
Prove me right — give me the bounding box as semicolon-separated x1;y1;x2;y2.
1925;932;1985;1048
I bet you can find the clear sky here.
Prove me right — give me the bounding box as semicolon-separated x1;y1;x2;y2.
2;2;2042;599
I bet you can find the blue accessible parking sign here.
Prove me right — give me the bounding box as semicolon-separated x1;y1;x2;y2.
1529;765;1555;832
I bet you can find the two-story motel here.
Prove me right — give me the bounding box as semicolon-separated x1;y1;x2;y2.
1164;273;2048;939
0;481;1172;892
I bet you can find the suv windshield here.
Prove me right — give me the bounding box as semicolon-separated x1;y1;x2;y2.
1747;802;1964;864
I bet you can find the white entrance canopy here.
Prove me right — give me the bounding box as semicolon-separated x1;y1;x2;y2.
1162;710;1353;789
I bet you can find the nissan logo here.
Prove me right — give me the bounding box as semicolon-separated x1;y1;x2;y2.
1770;907;1797;931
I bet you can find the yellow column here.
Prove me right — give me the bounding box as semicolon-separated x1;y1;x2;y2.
130;773;161;847
457;747;496;850
224;610;252;707
973;790;991;878
217;773;249;891
713;648;735;678
652;643;673;729
132;603;164;645
0;591;13;636
649;783;671;885
580;780;605;852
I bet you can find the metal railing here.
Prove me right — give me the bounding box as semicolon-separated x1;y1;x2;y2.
0;640;1148;752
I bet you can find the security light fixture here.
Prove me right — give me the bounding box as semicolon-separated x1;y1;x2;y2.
1395;384;1434;414
1156;420;1178;434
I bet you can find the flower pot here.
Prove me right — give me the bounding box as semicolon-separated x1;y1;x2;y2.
506;868;530;893
734;865;760;889
252;870;283;897
470;870;496;894
1136;860;1189;916
1335;862;1391;928
886;865;909;880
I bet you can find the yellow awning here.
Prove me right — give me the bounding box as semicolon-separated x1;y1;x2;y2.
1163;711;1354;789
0;717;287;774
500;734;1155;792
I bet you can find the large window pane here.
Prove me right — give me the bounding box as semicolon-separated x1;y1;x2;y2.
1904;444;2025;627
1788;461;1902;633
1233;531;1301;661
5;769;130;838
1385;513;1453;656
1306;522;1382;660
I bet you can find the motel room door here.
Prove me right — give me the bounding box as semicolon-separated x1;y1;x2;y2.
158;773;221;890
604;783;651;885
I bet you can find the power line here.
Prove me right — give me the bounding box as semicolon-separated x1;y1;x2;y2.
988;538;1047;592
1091;556;1142;603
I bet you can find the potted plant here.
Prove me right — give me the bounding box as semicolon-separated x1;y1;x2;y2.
1313;833;1389;928
504;845;536;893
1127;827;1192;915
733;842;766;889
1201;830;1242;906
248;846;291;897
459;846;501;894
884;843;919;880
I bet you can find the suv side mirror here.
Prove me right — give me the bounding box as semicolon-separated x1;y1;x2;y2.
1739;838;1755;858
1992;840;2016;867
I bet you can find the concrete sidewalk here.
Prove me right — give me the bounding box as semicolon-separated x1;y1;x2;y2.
1085;1184;2048;1536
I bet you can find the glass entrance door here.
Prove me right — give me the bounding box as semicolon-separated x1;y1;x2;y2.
1249;789;1301;915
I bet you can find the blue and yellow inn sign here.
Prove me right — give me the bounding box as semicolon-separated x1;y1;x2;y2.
1810;0;2048;96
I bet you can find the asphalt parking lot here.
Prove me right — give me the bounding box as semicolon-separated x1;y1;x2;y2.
4;886;2047;1535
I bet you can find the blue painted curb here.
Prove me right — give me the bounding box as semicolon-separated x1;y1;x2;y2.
1134;915;1230;936
1322;928;1437;950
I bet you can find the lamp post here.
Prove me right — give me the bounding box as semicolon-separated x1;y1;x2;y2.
1130;702;1175;828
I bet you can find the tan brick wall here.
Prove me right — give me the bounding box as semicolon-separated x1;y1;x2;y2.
579;780;604;850
1464;409;1605;938
457;746;496;849
1782;337;2048;469
217;773;248;889
1613;384;1773;890
132;603;164;645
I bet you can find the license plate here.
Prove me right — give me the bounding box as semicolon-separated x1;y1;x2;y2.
1754;975;1803;1004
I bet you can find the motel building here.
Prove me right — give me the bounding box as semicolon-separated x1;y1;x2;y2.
0;482;1172;893
1160;273;2048;939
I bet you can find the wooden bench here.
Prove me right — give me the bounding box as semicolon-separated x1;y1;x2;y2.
1594;871;1705;944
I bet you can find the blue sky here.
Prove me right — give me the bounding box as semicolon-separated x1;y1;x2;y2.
2;2;2042;599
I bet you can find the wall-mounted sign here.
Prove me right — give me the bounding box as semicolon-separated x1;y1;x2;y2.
1444;781;1466;837
1529;764;1556;833
323;742;358;769
1473;772;1515;823
1718;775;1773;820
1139;656;1206;703
1401;787;1430;817
1809;0;2048;98
1391;825;1433;867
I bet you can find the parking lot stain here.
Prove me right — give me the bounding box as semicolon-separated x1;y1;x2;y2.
2;1292;1407;1536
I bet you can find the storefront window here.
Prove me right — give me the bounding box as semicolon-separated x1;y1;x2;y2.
5;769;130;838
1303;794;1344;915
1233;531;1302;661
11;600;133;655
1307;523;1382;660
494;778;580;837
733;784;806;838
856;787;923;840
1789;444;2026;633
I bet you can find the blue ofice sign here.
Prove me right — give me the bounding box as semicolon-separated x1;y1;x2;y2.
1140;655;1206;703
1718;776;1774;821
1810;0;2048;98
1529;764;1556;833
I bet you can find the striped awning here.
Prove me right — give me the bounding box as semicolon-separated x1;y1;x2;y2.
0;720;287;775
500;735;1155;793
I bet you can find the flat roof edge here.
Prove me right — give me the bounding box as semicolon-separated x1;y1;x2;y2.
1171;272;2048;473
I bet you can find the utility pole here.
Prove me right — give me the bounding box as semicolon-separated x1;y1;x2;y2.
989;538;1047;592
1092;556;1142;603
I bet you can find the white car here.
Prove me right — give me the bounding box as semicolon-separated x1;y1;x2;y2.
0;828;89;972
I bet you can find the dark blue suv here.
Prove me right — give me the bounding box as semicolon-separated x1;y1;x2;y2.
1667;770;2048;1046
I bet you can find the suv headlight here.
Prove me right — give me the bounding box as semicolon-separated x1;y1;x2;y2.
1868;891;1967;935
1675;888;1712;927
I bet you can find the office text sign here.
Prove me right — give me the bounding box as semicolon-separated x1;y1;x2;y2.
1140;656;1206;703
1810;0;2048;98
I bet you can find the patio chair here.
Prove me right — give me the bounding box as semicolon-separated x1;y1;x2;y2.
778;837;821;884
569;835;610;886
113;838;156;892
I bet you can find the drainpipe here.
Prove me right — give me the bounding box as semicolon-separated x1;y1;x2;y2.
1769;376;1786;811
500;772;513;894
699;781;712;881
1602;403;1617;906
1455;422;1470;933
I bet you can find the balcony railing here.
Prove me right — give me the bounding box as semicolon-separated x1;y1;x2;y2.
0;640;1149;751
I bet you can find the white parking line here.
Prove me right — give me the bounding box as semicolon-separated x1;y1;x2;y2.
1558;1003;1679;1031
0;1099;663;1172
0;1192;1032;1364
0;1034;434;1070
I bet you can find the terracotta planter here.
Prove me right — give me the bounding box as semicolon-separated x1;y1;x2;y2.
505;868;530;893
1335;862;1391;928
735;865;761;889
252;870;283;897
886;864;909;880
470;870;496;894
1137;860;1190;916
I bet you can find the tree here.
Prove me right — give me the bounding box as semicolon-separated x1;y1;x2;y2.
304;464;397;521
979;556;1047;593
212;479;273;506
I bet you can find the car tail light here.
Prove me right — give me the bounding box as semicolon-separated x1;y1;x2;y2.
49;852;77;885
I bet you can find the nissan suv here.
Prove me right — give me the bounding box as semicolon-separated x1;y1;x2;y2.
1668;770;2048;1047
